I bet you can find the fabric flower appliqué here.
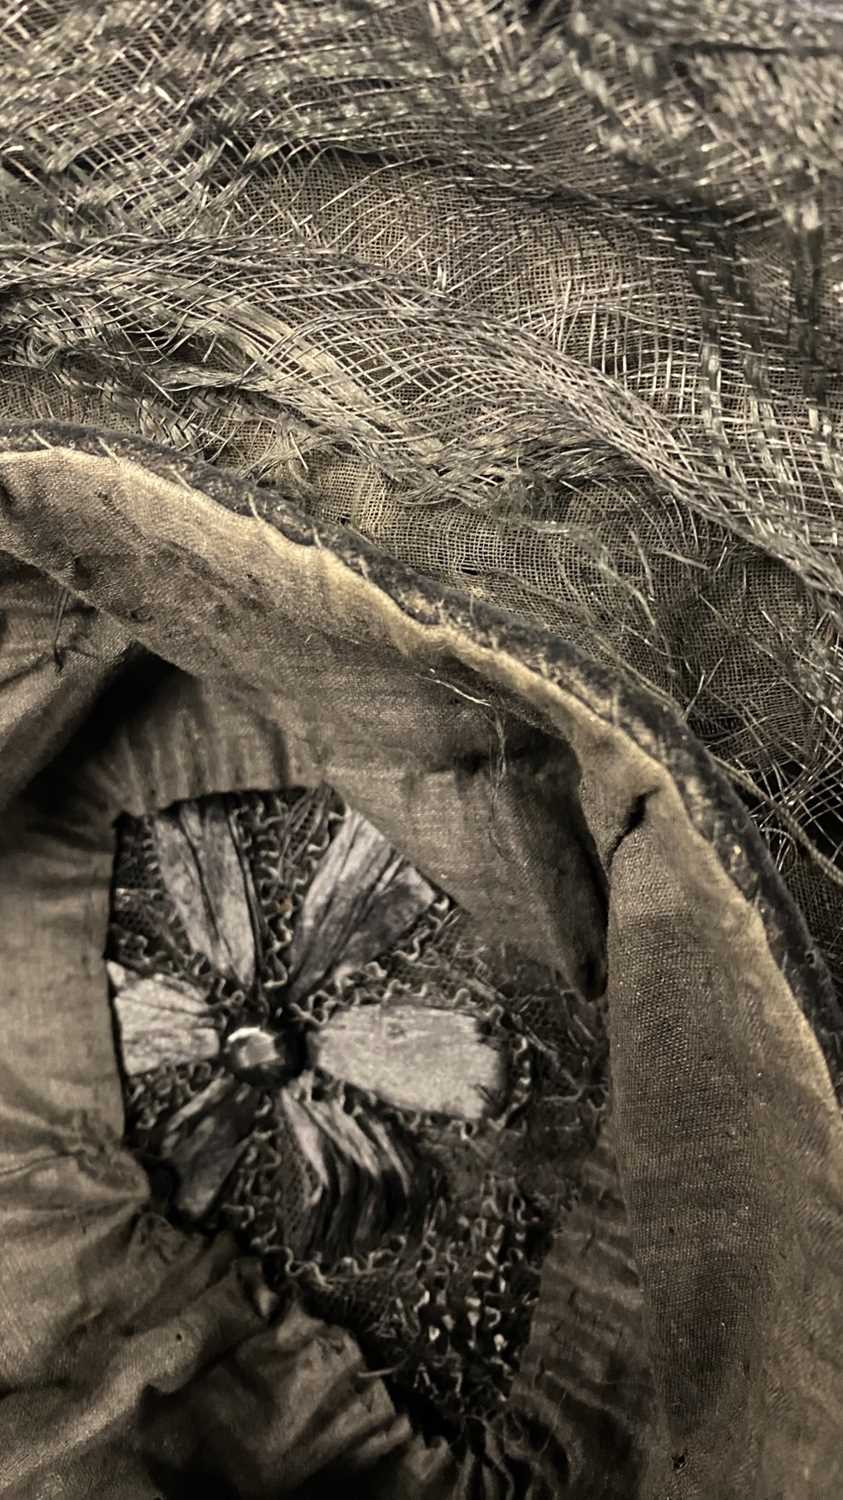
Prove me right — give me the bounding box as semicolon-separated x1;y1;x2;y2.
107;785;604;1428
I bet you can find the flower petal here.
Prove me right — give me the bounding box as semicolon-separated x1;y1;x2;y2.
108;961;220;1075
309;1002;505;1120
161;1075;258;1220
154;798;257;987
286;809;435;1001
281;1079;428;1260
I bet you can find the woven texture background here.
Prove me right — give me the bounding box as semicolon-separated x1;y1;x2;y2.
1;1;842;995
0;12;842;1493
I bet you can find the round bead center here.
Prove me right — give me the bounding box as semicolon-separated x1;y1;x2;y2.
224;1024;300;1086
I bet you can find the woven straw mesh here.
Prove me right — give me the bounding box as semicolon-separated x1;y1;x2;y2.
1;0;843;986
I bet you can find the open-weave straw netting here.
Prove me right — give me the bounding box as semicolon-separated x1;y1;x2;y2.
2;0;843;987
